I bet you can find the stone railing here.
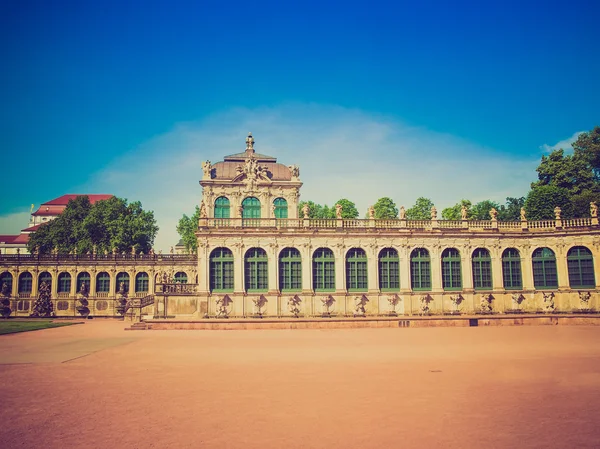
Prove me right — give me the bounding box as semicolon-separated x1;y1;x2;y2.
0;253;198;263
199;217;599;233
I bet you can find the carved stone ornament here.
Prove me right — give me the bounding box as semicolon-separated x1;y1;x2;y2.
302;203;310;219
335;203;342;219
353;295;369;317
202;161;212;179
288;295;301;317
579;291;592;311
542;292;555;313
419;294;433;315
430;206;437;220
449;294;463;313
554;206;562;220
216;295;233;318
200;201;208;219
480;294;493;313
399;206;406;219
252;295;268;317
591;201;598;218
387;294;401;315
288;165;300;179
489;208;498;220
321;295;335;316
511;293;525;310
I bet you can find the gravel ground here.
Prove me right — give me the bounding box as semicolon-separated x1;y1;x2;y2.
1;321;599;449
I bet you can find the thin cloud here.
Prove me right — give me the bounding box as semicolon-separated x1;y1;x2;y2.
540;131;584;153
79;104;537;250
0;211;31;235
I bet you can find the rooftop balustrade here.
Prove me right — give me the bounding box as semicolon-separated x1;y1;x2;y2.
199;216;599;233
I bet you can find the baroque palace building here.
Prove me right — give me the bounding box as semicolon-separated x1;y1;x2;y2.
1;133;600;320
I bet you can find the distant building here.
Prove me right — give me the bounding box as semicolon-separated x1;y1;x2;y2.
0;194;113;254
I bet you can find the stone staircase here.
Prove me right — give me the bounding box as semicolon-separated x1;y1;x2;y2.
126;322;150;331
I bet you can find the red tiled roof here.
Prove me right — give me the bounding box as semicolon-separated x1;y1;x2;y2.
21;224;42;233
0;235;19;244
12;234;30;244
42;194;113;206
32;194;114;216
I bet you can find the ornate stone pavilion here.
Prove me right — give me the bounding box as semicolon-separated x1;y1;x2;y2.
1;133;600;320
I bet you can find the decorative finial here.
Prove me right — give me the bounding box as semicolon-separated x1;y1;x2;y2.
245;132;255;152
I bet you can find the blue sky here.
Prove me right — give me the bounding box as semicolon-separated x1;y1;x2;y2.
1;0;599;249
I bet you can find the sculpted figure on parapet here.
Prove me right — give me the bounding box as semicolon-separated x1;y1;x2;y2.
368;206;375;219
520;207;527;221
202;161;212;179
302;203;310;219
461;204;468;220
200;201;207;219
489;207;498;220
399;206;406;219
430;206;437;220
591;202;598;218
554;206;562;220
335;203;342;219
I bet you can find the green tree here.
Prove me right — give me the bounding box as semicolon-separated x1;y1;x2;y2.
298;201;335;219
570;190;600;218
406;197;434;220
497;197;525;221
525;185;574;220
572;126;600;176
471;200;501;220
372;197;398;219
177;205;201;253
27;196;158;254
333;199;359;219
442;199;471;220
532;149;596;195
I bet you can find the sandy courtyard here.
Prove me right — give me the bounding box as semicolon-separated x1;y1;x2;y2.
1;322;599;449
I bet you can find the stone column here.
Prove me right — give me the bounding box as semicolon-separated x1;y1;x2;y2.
31;269;39;298
10;269;18;297
335;247;345;293
367;247;378;294
430;250;443;293
399;246;411;293
555;245;570;290
89;270;97;296
234;243;245;294
491;248;504;291
197;244;210;294
521;249;534;290
461;250;474;292
267;244;279;293
51;269;59;298
300;244;312;294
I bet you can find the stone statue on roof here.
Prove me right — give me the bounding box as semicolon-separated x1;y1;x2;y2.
335;203;343;219
245;132;254;152
554;206;561;220
399;206;406;219
591;202;598;218
489;207;498;220
202;161;212;179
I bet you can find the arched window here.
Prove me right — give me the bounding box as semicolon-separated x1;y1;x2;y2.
532;248;558;289
38;272;52;292
472;248;492;290
96;272;110;293
346;248;367;291
442;248;462;290
135;272;149;293
410;248;431;291
77;272;90;293
214;197;230;219
567;246;595;288
0;272;12;293
174;272;188;284
116;272;130;293
242;197;261;219
57;273;71;293
313;248;335;292
379;248;399;291
279;247;302;291
245;248;268;292
210;247;234;292
274;198;288;219
502;248;522;289
18;272;32;294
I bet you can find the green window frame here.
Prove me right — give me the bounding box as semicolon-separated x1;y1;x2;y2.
0;272;13;292
135;272;149;293
77;272;91;293
242;197;261;218
174;272;188;284
57;272;71;293
18;272;32;294
38;272;52;292
96;272;110;293
442;248;462;291
274;197;288;219
567;246;595;288
279;247;302;291
532;247;558;289
245;248;268;292
214;196;230;219
472;248;492;290
346;248;368;292
502;248;522;289
210;247;234;292
410;248;431;291
379;248;400;291
313;248;335;292
116;272;130;293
